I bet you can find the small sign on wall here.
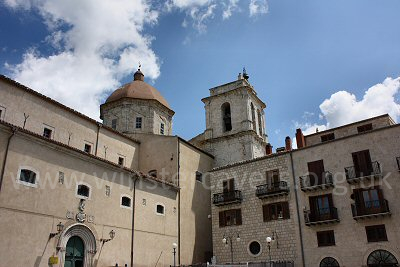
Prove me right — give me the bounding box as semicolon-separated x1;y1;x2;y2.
48;256;59;265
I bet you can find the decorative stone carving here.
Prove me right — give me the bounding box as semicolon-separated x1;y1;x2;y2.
88;215;95;223
66;211;74;219
76;211;87;223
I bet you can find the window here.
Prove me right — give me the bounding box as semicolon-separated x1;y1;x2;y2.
84;144;92;154
320;133;335;142
317;230;335;247
251;103;256;130
77;184;90;198
266;169;280;185
396;157;400;171
257;109;262;135
148;169;157;178
19;169;37;185
223;178;235;192
307;160;325;185
357;123;373;133
196;171;203;183
366;224;388;242
0;108;3;120
352;150;373;177
353;187;384;214
135;117;142;129
221;102;232;132
160;123;164;135
111;119;117;130
219;209;242;227
58;171;64;184
105;185;111;197
43;127;52;139
248;241;262;257
309;194;333;220
320;257;340;267
263;202;290;221
367;250;398;266
118;157;124;166
156;204;165;215
121;196;132;208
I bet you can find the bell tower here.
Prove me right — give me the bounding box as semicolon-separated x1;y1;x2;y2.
193;70;268;167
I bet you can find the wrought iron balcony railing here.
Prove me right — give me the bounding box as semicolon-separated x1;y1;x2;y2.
345;161;382;183
304;207;339;226
256;181;289;198
351;199;391;220
213;190;242;206
300;171;334;191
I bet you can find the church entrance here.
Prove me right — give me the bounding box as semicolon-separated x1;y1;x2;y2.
64;236;85;267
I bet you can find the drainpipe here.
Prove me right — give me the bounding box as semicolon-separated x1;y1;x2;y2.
95;123;102;156
130;175;139;267
177;137;181;266
0;127;16;193
289;151;306;267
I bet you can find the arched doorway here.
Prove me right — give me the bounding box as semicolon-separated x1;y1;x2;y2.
58;223;97;267
320;257;340;267
367;250;399;267
65;236;84;267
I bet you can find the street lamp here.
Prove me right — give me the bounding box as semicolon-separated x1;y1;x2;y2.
49;222;64;238
222;232;240;264
101;230;116;243
266;236;272;265
172;242;178;267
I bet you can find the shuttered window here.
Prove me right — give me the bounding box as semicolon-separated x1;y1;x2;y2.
352;150;373;176
219;209;242;227
307;160;325;185
357;123;373;133
317;230;335;247
263;202;290;221
366;224;388;242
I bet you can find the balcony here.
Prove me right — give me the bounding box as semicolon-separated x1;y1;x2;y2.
213;190;242;206
256;181;289;199
304;207;340;226
351;199;391;220
300;172;334;192
345;161;382;184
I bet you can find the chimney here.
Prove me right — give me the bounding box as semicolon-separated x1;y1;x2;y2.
285;136;292;151
266;143;273;155
296;128;305;148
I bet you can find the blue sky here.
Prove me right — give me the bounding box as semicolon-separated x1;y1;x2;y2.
1;0;399;148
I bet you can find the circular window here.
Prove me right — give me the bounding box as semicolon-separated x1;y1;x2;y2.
248;241;262;257
320;257;340;267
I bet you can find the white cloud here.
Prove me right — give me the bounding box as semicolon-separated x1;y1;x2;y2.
293;77;400;148
4;0;160;120
320;77;400;128
222;0;239;20
249;0;268;17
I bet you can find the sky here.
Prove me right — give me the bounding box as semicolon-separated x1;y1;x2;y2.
1;0;400;148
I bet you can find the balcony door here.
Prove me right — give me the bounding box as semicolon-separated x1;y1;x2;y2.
308;160;325;186
354;187;383;214
266;170;280;189
309;194;333;221
352;150;373;177
223;179;235;192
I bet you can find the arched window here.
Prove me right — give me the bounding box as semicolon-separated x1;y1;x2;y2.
257;109;263;135
121;196;132;208
368;250;398;267
320;257;340;267
251;103;256;130
148;170;157;178
221;102;232;132
77;184;90;199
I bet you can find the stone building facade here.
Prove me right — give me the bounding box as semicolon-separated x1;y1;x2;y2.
0;71;213;267
208;113;400;267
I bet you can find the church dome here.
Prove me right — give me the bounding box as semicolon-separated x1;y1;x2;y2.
105;69;171;109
